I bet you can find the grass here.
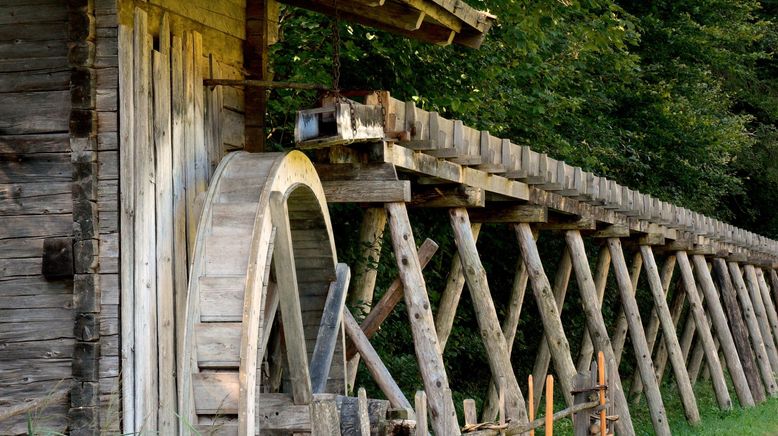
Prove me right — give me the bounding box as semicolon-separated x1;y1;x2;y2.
630;375;778;435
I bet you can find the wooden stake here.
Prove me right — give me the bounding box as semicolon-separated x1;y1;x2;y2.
629;255;675;401
576;246;610;372
528;375;535;436
436;224;481;351
515;223;577;406
639;245;700;423
545;375;554;436
464;399;478;427
728;261;778;397
711;258;766;403
607;238;670;435
415;391;428;436
677;253;737;409
744;265;778;369
385;202;460;435
450;208;527;423
599;352;606;436
566;231;635;436
346;207;387;390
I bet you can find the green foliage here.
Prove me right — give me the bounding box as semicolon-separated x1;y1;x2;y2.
268;0;777;424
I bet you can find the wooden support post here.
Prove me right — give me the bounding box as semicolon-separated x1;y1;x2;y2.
436;224;481;351
687;335;707;385
639;246;700;423
385;202;460;435
270;192;313;405
464;399;477;428
572;372;590;436
598;352;607;436
528;376;535;436
744;265;778;368
607;238;670;435
450;208;527;423
566;231;635;436
677;253;737;409
576;246;610;372
770;270;778;312
343;309;412;410
545;376;554;436
640;249;700;424
532;248;573;411
346;208;387;390
515;223;578;407
678;298;698;363
712;258;767;403
728;261;778;397
755;268;778;352
481;253;530;422
245;0;275;151
629;255;676;402
654;279;687;386
611;251;643;366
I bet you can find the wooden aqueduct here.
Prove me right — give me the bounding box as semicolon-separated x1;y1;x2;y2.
2;0;778;435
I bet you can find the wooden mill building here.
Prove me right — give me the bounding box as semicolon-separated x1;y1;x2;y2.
3;0;778;435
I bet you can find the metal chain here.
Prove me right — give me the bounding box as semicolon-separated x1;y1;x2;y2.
376;90;387;130
331;0;341;94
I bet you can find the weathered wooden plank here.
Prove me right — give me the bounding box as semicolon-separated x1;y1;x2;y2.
0;152;70;183
450;208;527;423
0;182;71;215
515;222;577;406
607;238;670;435
0;2;68;25
385;202;459;434
0;90;69;134
322;180;411;203
0;214;71;239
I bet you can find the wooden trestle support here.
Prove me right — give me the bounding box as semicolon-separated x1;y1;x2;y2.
178;90;778;435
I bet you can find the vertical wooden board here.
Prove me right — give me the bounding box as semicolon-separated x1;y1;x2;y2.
152;47;176;434
385;202;459;435
169;34;189;413
183;32;197;259
132;8;158;432
117;21;135;435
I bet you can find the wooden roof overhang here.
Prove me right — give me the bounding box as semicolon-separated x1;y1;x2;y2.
279;0;495;48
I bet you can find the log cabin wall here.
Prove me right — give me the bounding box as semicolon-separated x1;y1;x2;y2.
113;0;247;433
0;1;74;434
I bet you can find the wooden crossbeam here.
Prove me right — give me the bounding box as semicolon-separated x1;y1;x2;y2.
310;263;350;394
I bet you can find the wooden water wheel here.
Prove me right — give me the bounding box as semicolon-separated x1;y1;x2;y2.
178;150;347;434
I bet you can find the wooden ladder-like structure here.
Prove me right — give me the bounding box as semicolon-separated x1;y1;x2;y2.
178;151;346;434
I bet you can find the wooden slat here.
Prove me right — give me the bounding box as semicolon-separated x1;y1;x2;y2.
199;275;245;322
195;323;241;367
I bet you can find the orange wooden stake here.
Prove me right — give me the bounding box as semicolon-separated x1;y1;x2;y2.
545;375;554;436
528;375;535;436
598;351;606;436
